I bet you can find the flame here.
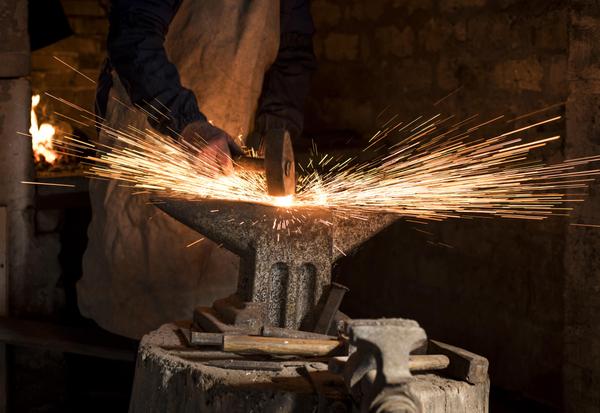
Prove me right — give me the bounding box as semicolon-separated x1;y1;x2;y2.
30;94;59;164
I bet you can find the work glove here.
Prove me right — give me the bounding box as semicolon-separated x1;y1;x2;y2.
180;120;243;176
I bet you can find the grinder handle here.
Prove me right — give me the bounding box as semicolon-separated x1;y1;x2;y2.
235;156;265;172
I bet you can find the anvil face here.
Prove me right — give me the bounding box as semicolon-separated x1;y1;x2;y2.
158;199;396;330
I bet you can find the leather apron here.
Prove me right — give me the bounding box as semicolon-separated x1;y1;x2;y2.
78;0;280;338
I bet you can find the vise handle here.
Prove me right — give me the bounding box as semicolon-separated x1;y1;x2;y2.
330;354;450;374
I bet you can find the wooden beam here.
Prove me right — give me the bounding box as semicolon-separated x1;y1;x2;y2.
0;317;138;362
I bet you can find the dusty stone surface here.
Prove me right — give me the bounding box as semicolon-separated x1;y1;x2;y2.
129;323;489;413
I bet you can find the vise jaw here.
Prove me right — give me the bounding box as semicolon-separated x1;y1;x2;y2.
340;318;427;413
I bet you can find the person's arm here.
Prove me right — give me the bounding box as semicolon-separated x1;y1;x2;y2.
252;0;317;144
107;0;206;136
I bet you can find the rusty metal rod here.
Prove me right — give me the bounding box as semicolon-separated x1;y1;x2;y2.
261;325;335;340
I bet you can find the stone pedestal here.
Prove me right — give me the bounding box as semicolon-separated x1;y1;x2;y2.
129;323;489;413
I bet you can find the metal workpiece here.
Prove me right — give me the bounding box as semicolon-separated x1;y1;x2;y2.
158;199;397;331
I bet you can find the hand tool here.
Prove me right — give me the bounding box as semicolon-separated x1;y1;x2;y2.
203;359;284;371
235;128;296;197
223;335;342;357
182;330;343;357
181;330;449;371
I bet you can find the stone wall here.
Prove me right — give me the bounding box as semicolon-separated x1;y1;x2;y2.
307;0;568;135
17;0;107;319
0;1;32;412
564;1;600;412
306;0;571;409
0;0;33;320
22;0;107;318
6;3;108;411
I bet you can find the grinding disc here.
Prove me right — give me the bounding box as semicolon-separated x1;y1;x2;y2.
264;129;296;196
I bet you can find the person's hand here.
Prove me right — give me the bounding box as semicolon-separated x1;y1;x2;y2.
180;120;243;176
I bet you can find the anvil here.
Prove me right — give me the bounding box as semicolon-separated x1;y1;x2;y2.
158;200;395;334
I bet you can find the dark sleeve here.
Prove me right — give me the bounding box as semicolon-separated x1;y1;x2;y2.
253;0;316;141
107;0;206;136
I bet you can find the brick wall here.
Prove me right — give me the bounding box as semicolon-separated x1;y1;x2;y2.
307;0;571;409
31;0;108;125
21;0;107;322
307;0;568;134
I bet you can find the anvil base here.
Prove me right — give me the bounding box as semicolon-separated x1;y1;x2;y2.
129;323;490;413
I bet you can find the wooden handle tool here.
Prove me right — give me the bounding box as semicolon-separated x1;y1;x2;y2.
222;334;343;357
